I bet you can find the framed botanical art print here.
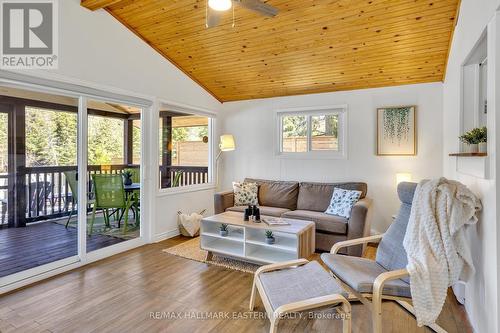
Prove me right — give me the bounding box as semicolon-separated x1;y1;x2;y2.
377;106;416;156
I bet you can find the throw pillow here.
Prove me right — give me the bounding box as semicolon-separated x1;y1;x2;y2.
233;182;258;206
325;187;362;218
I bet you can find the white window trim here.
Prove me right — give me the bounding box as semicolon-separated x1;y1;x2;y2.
157;100;216;195
275;104;348;159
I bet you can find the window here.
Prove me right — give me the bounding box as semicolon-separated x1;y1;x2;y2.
277;107;346;157
159;110;212;189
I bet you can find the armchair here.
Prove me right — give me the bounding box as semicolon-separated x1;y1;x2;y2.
320;182;447;333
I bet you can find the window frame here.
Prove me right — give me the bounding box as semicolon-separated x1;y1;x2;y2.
157;101;216;195
275;105;348;159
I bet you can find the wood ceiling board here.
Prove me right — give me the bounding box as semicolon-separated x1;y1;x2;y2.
81;0;126;11
93;0;460;102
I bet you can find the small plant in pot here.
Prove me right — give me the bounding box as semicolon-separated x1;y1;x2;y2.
265;230;275;244
459;127;487;153
122;170;133;185
219;224;229;237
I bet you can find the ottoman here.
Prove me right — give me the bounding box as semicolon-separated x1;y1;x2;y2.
249;259;351;333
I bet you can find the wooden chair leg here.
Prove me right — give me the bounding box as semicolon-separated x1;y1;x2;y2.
249;278;258;310
341;300;352;333
269;316;279;333
372;289;383;333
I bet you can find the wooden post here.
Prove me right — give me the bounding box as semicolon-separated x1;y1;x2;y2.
124;119;133;165
13;102;27;228
160;114;172;188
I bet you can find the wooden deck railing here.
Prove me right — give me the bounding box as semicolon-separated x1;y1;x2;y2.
23;164;140;223
159;165;209;188
18;164;208;223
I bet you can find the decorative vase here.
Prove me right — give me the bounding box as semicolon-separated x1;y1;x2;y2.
124;176;132;186
479;142;487;153
220;230;228;237
467;144;479;153
265;236;275;245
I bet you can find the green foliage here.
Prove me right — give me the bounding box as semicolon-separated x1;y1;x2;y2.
459;127;487;144
4;108;128;168
282;115;307;138
383;107;411;144
265;230;274;238
122;170;133;179
172;171;183;187
220;223;229;232
282;114;338;138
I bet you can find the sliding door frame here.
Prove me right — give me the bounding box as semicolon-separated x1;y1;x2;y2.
0;72;154;293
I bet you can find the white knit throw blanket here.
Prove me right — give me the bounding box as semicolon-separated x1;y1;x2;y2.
403;178;481;326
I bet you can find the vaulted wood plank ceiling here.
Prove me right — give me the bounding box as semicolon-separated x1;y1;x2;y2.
82;0;460;102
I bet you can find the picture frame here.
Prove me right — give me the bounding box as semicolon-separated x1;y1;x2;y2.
376;106;416;156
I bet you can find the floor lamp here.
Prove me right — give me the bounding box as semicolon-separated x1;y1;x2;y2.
215;134;235;189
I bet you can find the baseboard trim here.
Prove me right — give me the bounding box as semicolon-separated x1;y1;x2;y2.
154;228;180;242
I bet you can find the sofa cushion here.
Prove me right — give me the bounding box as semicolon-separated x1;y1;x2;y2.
320;253;411;298
297;182;367;212
244;178;299;210
226;206;290;217
281;210;347;234
232;182;258;206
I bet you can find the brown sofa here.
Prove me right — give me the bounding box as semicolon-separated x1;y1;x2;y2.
214;178;372;257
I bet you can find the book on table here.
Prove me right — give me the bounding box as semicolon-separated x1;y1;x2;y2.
262;217;290;226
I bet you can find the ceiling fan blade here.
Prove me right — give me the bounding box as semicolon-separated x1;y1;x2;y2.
206;7;222;28
236;0;278;17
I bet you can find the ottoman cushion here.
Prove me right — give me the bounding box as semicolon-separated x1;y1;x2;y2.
259;261;347;311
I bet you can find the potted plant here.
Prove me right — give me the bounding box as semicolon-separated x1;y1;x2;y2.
478;126;487;153
219;224;229;237
122;170;133;185
265;230;275;244
459;127;487;153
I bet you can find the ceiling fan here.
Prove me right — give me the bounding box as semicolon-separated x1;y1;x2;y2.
206;0;278;28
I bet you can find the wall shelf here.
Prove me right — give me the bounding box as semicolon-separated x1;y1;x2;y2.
449;152;487;157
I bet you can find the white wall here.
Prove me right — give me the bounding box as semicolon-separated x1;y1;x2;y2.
442;1;500;332
219;82;443;233
12;0;222;241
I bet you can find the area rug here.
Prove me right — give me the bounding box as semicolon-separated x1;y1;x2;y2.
162;237;260;274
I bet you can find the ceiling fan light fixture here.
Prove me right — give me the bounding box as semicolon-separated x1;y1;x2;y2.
208;0;232;11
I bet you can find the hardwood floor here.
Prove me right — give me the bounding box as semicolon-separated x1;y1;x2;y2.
0;236;473;333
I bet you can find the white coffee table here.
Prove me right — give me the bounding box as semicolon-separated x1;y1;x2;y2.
200;211;315;264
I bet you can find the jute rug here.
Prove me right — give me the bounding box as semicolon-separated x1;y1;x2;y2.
162;237;260;274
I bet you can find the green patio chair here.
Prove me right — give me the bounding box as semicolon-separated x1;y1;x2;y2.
123;168;140;224
64;171;95;229
90;174;135;235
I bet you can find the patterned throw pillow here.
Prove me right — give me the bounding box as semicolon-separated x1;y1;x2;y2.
325;188;362;218
232;182;258;206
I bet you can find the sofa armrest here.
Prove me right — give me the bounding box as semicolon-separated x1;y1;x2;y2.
346;198;372;256
214;190;234;214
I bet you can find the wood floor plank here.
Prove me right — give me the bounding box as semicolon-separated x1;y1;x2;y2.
0;236;473;333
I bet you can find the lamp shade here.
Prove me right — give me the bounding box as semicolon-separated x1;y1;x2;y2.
208;0;232;11
219;134;235;151
396;173;412;185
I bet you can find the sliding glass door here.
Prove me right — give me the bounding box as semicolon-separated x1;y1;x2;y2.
86;99;142;253
0;83;146;287
0;88;81;279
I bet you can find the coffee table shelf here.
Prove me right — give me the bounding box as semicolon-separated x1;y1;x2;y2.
200;212;315;264
201;237;244;257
